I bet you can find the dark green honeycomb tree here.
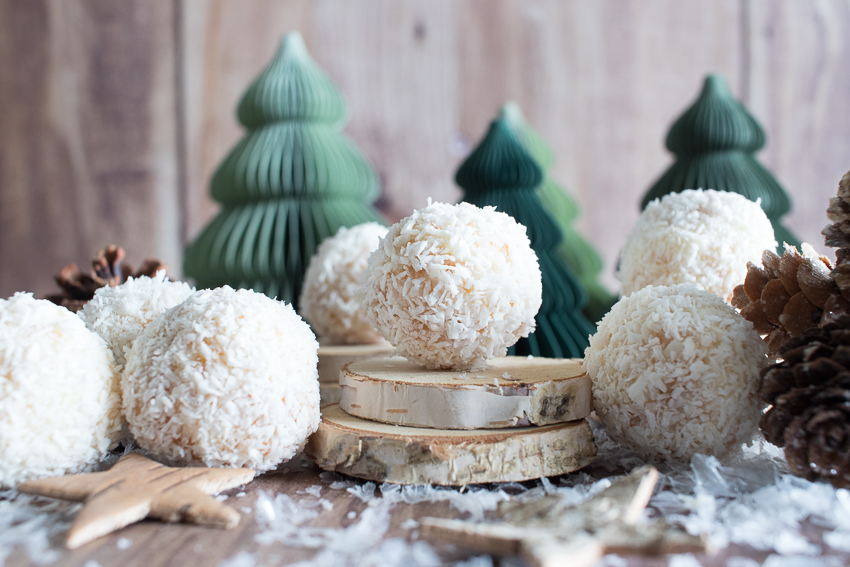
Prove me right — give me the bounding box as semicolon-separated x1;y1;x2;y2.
642;74;799;251
184;32;385;309
500;102;616;322
456;117;595;358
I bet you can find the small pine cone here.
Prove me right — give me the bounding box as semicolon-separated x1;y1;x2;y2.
732;244;848;355
759;324;850;407
784;387;850;488
823;171;850;298
46;246;169;311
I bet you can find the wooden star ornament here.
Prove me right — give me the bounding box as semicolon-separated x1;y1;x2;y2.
17;452;255;549
421;465;708;567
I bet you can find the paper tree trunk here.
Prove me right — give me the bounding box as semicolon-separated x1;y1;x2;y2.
500;103;616;322
184;33;385;309
642;74;799;252
456;118;595;358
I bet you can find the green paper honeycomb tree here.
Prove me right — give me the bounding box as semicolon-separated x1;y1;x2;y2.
184;33;386;309
642;74;799;251
456;117;595;358
500;102;616;322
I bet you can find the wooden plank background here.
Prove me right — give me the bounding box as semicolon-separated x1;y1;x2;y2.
1;0;849;299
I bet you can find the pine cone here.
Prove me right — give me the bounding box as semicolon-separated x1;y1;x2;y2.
823;170;850;297
758;322;850;488
731;244;850;355
785;387;850;488
46;246;168;312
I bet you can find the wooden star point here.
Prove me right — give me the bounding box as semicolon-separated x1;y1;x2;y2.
421;465;707;567
17;452;255;549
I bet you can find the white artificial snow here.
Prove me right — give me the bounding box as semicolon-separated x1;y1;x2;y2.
361;201;542;370
79;271;194;371
584;284;767;463
123;286;320;472
0;293;121;487
116;537;132;550
299;223;388;344
617;189;776;301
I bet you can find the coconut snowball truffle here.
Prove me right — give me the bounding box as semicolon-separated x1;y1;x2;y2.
123;287;320;472
584;284;767;463
362;201;542;370
79;271;194;371
617;189;776;302
0;293;120;487
299;223;388;344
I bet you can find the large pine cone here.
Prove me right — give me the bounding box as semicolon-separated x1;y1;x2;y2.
823;170;850;297
759;323;850;488
46;245;167;312
732;244;850;355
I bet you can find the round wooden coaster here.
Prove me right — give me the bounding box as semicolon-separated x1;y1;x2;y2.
306;404;597;486
317;343;395;383
340;356;591;429
320;383;342;406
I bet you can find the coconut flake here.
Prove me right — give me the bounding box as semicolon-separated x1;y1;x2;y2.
79;271;194;371
0;293;121;487
617;189;776;301
361;201;541;370
584;284;767;463
299;223;389;344
123;287;319;472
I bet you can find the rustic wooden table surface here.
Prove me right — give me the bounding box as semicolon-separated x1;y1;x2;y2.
5;453;826;567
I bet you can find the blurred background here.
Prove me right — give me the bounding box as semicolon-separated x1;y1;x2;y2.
1;0;848;299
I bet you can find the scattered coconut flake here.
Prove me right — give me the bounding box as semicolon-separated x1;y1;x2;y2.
236;492;246;498
116;537;132;550
617;189;776;301
584;284;767;463
347;511;356;520
79;271;194;372
298;486;322;498
400;519;419;530
299;223;389;344
123;287;320;472
668;554;702;567
0;293;121;487
217;550;257;567
362;201;542;370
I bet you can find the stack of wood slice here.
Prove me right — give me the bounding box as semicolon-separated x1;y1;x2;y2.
306;356;598;485
316;342;394;405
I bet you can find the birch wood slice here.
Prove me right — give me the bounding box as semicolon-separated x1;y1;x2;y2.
317;343;395;383
340;356;591;429
305;404;597;486
320;383;342;405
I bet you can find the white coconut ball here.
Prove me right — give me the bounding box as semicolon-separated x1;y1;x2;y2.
299;223;388;344
617;189;776;301
123;287;320;472
362;201;542;370
0;293;121;487
583;284;767;463
79;271;195;371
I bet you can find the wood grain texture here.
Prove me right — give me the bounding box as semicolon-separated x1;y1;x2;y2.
0;0;180;299
340;356;591;429
746;0;850;256
1;1;847;298
178;0;744;293
4;458;821;567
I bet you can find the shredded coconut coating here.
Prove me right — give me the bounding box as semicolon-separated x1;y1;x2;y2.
79;271;195;371
299;223;388;344
0;293;121;487
123;287;320;472
583;284;767;463
618;189;776;301
361;201;542;370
